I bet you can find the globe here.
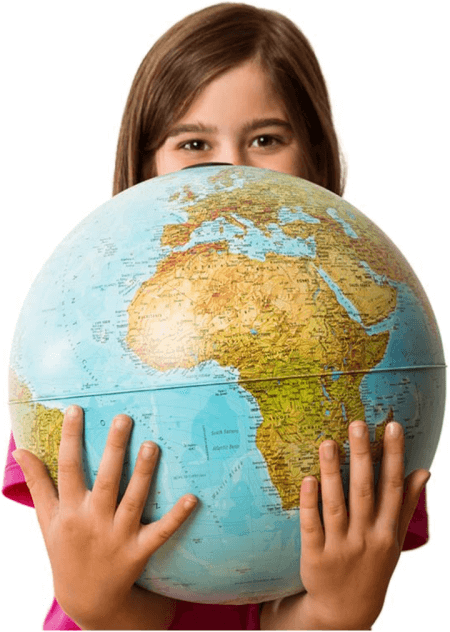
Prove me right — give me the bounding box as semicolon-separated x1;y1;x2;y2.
9;165;445;605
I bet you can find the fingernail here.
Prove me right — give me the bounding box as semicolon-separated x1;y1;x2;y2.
351;422;365;438
184;495;197;509
65;405;79;417
142;442;157;459
114;415;131;430
303;477;316;493
388;422;402;437
12;450;22;465
323;441;336;459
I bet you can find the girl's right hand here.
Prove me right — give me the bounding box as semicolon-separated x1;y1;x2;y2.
13;405;198;629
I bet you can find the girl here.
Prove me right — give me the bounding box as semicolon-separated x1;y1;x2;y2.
3;3;443;630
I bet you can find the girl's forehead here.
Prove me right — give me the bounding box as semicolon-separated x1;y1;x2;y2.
172;61;289;130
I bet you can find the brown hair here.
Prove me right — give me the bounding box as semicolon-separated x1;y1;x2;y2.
113;2;346;196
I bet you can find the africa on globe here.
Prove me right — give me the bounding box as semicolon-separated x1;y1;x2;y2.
9;165;445;604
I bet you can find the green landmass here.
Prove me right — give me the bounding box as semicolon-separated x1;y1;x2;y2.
9;370;63;485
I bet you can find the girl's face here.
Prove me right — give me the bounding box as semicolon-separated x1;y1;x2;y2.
144;60;304;179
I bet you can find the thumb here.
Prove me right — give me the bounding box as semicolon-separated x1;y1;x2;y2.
398;468;430;548
13;449;59;534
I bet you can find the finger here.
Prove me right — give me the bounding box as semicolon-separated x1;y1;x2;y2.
12;449;59;535
300;476;324;551
375;422;405;534
139;494;198;558
90;414;133;516
115;441;159;532
348;421;375;534
57;405;87;506
319;439;348;539
398;469;430;547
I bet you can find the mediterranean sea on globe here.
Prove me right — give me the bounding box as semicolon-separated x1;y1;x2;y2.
9;165;445;604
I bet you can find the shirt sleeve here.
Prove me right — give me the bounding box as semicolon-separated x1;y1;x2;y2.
43;599;81;631
2;432;34;507
402;485;428;550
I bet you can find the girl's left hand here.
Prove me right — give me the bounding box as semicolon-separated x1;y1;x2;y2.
299;420;430;630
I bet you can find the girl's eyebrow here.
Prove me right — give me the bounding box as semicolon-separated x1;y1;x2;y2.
167;123;216;137
242;118;292;134
167;118;292;138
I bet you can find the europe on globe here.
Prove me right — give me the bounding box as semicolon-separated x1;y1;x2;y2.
9;165;445;604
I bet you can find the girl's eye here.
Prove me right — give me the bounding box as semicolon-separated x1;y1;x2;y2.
180;139;211;151
251;135;281;148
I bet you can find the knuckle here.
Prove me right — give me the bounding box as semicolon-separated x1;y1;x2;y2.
355;479;373;499
374;530;398;555
325;499;346;517
94;477;116;494
122;494;143;515
59;509;82;534
89;516;107;540
352;445;371;457
107;425;132;449
350;436;371;455
156;510;186;543
301;521;319;535
61;427;81;441
107;436;128;452
135;456;155;477
155;522;177;544
24;475;40;495
62;417;81;433
321;466;342;482
349;535;367;557
386;474;404;493
58;458;79;476
386;442;405;457
300;498;317;511
61;416;82;436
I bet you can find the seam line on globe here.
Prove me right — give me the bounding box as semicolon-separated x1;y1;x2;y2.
8;364;446;404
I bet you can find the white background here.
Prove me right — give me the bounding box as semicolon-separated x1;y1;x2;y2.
1;1;448;629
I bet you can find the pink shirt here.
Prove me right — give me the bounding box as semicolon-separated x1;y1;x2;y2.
3;432;428;630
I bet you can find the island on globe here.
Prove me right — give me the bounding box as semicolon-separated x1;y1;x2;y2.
9;165;445;604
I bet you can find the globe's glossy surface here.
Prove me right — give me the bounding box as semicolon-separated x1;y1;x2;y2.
9;165;445;604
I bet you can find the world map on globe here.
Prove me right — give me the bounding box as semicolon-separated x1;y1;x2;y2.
9;165;445;604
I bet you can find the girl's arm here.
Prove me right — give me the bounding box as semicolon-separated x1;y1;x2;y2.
13;405;197;630
261;420;430;630
80;584;177;630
